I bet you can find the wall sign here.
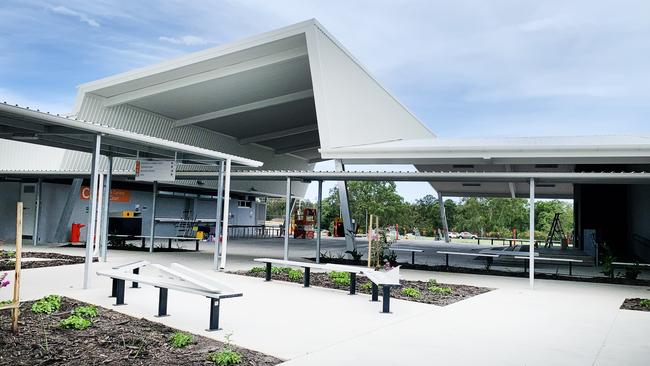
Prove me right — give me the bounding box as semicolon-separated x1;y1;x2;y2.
135;160;176;182
80;187;131;202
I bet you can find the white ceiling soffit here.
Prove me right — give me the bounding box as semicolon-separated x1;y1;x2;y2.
73;19;435;157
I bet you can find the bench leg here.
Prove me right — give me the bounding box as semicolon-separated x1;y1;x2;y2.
569;262;573;276
349;273;356;295
265;262;272;281
382;286;391;313
141;237;146;249
168;239;172;249
195;239;199;252
207;298;220;331
303;267;310;288
411;252;415;265
132;268;139;288
156;287;169;317
371;283;379;302
110;278;117;298
446;254;449;268
115;279;126;306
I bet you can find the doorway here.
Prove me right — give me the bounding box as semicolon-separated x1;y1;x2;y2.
20;183;38;243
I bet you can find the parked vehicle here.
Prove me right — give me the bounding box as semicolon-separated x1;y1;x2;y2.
448;231;460;239
459;231;478;239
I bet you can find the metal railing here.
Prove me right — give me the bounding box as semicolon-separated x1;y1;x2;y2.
227;225;282;238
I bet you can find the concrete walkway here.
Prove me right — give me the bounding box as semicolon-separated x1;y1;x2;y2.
1;241;649;365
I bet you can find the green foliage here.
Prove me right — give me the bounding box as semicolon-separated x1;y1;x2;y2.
271;266;292;275
0;299;12;306
640;299;650;308
248;266;266;274
429;286;453;295
360;282;373;291
601;254;616;278
31;295;61;314
624;262;641;280
169;332;194;348
73;305;98;318
6;250;15;259
208;349;242;366
345;249;363;261
401;287;421;298
328;271;350;286
59;314;91;330
427;279;438;287
287;268;303;281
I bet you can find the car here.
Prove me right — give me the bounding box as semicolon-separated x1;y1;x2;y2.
459;231;478;239
448;231;460;239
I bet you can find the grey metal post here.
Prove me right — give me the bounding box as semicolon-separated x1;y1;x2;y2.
529;178;535;289
33;178;42;245
334;160;355;252
101;156;113;261
316;180;322;263
284;177;291;260
438;194;450;243
219;158;232;269
149;181;158;253
83;134;101;289
214;160;225;270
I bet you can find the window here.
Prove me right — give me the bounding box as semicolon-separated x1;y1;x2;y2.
238;200;252;208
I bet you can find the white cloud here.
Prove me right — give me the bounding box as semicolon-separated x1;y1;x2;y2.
49;5;100;27
158;35;210;46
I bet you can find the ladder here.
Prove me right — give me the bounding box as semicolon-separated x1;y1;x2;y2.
545;213;566;248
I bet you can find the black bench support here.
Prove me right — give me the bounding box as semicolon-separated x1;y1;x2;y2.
411;252;415;265
382;286;391;313
569;262;573;276
141;237;146;249
132;268;140;288
445;254;449;268
371;283;379;302
304;267;311;287
195;239;199;252
349;272;357;295
156;287;169;317
111;278;118;297
265;262;272;281
115;279;126;306
208;298;220;331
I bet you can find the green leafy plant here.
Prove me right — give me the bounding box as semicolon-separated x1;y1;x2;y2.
624;262;641;280
345;249;363;261
287;269;303;281
328;271;350;286
0;299;12;306
601;254;616;278
271;267;292;275
59;314;91;330
401;287;421;298
208;333;242;366
427;279;438;287
169;332;194;348
640;299;650;308
31;295;61;314
360;282;373;291
248;267;266;274
73;305;98;318
429;286;453;295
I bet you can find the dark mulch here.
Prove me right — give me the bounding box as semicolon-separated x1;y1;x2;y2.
314;257;650;287
620;298;650;312
232;269;492;306
0;297;282;366
0;251;95;271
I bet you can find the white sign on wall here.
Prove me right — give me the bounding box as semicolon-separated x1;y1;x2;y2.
135;160;176;182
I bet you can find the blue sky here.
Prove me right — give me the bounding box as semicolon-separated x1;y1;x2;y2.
2;1;649;201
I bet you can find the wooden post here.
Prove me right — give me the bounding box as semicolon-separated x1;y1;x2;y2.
12;202;23;332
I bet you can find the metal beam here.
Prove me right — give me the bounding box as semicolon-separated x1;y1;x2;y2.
316;180;322;263
214;161;224;270
438;194;450;243
83;134;101;289
529;178;535;289
149;181;158;253
100;156;113;261
284;177;291;260
175;89;314;128
53;178;83;243
103;46;308;108
239;124;318;145
334;160;355;252
505;164;516;198
33;178;42;245
219;159;232;269
275;143;319;155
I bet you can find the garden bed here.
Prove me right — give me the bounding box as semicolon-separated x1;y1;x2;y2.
620;298;650;312
0;250;93;271
0;296;282;365
231;267;492;306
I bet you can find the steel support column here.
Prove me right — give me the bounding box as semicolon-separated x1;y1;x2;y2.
529;178;535;289
316;180;322;263
284;177;291;261
100;156;113;261
33;178;42;245
149;181;158;253
334;160;355;252
438;194;450;243
218;158;231;270
214;160;225;270
83;134;101;289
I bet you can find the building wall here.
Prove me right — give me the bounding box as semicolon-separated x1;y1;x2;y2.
0;182;20;241
627;185;650;262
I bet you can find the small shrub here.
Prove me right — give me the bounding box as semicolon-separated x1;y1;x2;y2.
345;249;363;261
59;315;91;330
287;269;303;281
169;332;194;348
73;305;98;318
6;251;15;259
328;271;350;286
208;349;242;366
401;287;421;298
271;267;292;275
248;267;265;274
0;299;12;306
427;279;438;287
640;299;650;308
624;263;641;280
360;282;373;291
428;285;453;295
31;295;61;314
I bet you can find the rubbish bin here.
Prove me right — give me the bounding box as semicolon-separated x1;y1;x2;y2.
70;223;85;243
